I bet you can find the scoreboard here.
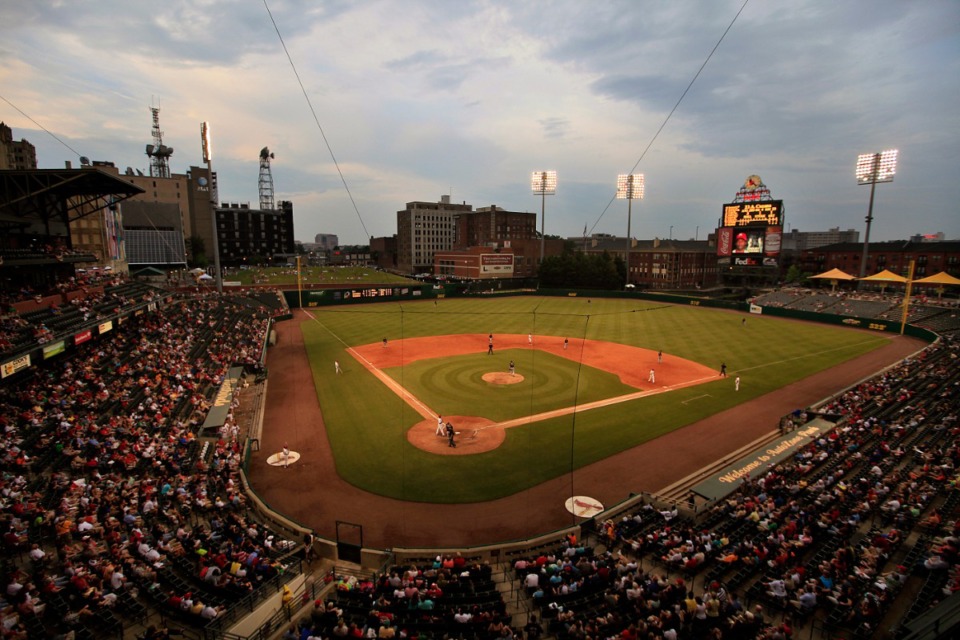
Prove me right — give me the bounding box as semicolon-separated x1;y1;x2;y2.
722;200;783;227
715;177;784;268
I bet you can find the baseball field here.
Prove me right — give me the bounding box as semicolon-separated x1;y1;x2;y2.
295;295;891;504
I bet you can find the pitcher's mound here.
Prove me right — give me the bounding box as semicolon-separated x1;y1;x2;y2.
483;372;524;385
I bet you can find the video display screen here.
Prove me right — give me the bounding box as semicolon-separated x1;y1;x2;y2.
717;226;782;265
732;228;764;254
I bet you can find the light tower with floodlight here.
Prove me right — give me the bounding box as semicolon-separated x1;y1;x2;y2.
855;149;898;278
201;122;223;293
531;171;557;264
616;173;644;288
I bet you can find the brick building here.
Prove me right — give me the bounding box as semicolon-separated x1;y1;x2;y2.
798;240;960;280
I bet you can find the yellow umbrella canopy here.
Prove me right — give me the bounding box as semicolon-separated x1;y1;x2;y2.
810;268;856;281
912;271;960;286
858;269;907;283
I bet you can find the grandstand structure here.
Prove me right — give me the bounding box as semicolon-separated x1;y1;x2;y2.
751;289;960;339
0;171;958;640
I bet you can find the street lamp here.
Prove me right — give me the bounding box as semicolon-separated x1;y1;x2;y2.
531;171;557;263
201;121;223;293
616;173;644;288
855;149;898;278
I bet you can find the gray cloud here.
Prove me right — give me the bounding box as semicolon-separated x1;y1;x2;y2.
1;0;958;244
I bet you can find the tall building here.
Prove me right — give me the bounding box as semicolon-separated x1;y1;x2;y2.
314;233;339;251
0;122;37;169
183;165;218;261
397;195;472;274
781;227;859;252
453;205;537;249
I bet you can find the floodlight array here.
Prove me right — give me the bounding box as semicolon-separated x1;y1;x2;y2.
616;173;645;200
856;149;898;184
531;170;557;194
201;122;213;162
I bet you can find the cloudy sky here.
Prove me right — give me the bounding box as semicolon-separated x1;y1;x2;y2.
2;0;958;245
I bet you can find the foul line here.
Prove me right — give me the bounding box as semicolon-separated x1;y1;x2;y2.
733;336;895;375
301;308;437;421
300;308;719;430
353;347;717;432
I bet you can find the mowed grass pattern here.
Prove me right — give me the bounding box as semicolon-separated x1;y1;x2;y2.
300;296;891;503
387;349;638;422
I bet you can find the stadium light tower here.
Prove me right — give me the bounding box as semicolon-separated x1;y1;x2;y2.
855;149;898;278
201;121;223;293
531;171;557;264
616;173;644;288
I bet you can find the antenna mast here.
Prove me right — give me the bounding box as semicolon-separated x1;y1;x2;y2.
145;105;173;178
259;147;276;210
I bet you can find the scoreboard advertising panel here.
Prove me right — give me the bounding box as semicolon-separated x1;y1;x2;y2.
717;200;784;266
717;226;782;267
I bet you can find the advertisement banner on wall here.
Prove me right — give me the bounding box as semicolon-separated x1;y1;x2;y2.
765;226;782;255
480;253;514;276
1;354;31;379
43;341;66;359
74;329;93;345
716;227;732;257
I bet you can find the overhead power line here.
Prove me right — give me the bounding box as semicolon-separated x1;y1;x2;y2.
262;0;370;240
588;0;751;236
0;93;84;159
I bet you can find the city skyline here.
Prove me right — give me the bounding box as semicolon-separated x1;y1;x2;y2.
2;0;958;246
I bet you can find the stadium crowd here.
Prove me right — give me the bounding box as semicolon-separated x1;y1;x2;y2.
495;336;959;640
0;277;958;639
0;291;298;638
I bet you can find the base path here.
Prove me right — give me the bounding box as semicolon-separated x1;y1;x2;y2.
350;334;716;455
247;310;927;549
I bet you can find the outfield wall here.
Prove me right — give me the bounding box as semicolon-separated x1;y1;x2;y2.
532;288;938;342
278;282;942;345
281;285;435;308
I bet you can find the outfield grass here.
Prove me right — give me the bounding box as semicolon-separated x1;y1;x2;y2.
300;296;891;503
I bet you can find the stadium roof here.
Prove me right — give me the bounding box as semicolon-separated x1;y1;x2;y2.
913;271;960;286
0;168;144;225
860;269;907;283
810;268;856;281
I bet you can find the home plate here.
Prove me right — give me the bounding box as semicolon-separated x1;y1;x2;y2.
267;451;301;467
565;496;604;518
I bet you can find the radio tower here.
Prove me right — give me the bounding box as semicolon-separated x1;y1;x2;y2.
145;106;173;178
258;146;276;210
